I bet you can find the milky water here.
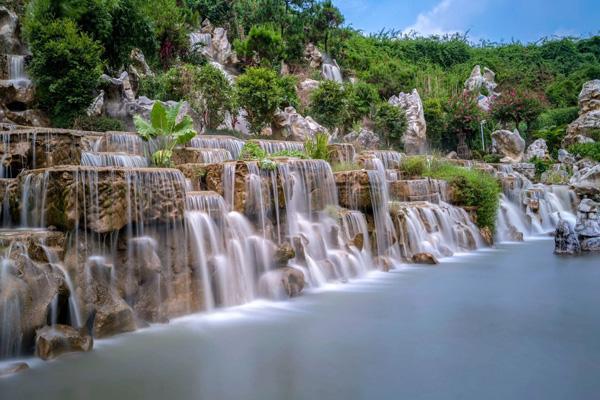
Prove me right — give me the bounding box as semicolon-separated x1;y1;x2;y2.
2;239;599;400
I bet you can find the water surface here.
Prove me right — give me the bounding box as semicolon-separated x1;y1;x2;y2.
1;240;599;400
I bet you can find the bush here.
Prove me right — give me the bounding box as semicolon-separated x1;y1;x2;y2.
271;149;308;159
234;25;285;67
236;68;299;134
424;161;501;231
483;154;502;164
568;142;600;162
534;107;578;130
309;80;348;132
531;156;553;177
25;19;104;127
195;64;235;129
72;115;125;132
490;88;545;134
531;125;567;157
374;102;408;150
423;97;447;151
345;82;379;126
240;142;267;160
305;132;329;160
400;156;427;177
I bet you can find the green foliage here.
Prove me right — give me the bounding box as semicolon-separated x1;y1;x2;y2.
568;142;600;162
482;154;502;164
24;18;104;127
374;102;408;150
490;88;545;133
185;0;234;27
359;59;416;99
195;64;236;129
72;115;125;132
141;0;188;67
534;107;578;130
531;156;553;178
423;97;447;150
240;142;267;160
259;158;278;171
345;81;379;125
236;67;299;134
271;149;308;159
235;25;285;67
134;102;197;167
445;92;483;141
331;162;362;172
309;80;348;132
424;161;501;231
304;132;330;160
400;156;427;177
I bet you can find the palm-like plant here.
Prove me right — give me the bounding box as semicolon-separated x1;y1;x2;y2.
134;102;197;167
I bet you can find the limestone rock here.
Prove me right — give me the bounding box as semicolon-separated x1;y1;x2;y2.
525;138;549;161
581;237;600;252
35;325;93;360
388;90;427;154
554;219;581;255
128;48;153;93
0;362;29;377
258;267;305;299
558;149;575;164
272;107;329;142
304;43;323;69
342;128;380;151
574;199;600;238
464;65;499;111
334;169;372;210
0;6;27;54
86;90;104;117
563;80;600;146
491;129;526;163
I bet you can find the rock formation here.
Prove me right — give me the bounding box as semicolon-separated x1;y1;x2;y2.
525;138;550;161
464;65;499;111
189;19;237;67
0;6;27;55
35;325;93;360
554;218;581;255
563;80;600;147
491;129;526;163
272;107;329;141
388;90;427;155
342;128;381;151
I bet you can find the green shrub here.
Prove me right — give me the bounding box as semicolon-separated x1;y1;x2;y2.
331;162;362;172
531;125;567;157
374;102;408;150
568;142;600;162
531;156;553;177
345;81;379;125
423;97;447;151
72;115;125;132
25;19;104;127
309;80;348;132
271;149;308;159
234;24;285;67
236;68;299;134
195;64;235;129
240;142;267;160
400;156;427;177
424;161;501;231
305;133;329;160
535;107;578;129
483;154;502;164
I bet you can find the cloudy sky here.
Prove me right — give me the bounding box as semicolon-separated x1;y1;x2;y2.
333;0;599;42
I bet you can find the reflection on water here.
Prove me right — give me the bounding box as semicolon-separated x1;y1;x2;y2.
2;240;600;400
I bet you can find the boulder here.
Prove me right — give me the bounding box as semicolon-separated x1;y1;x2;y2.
411;253;439;265
128;48;153;93
274;242;295;268
272;107;329;142
525;138;550;161
554;218;581;255
581;237;600;252
212;27;237;65
574;199;600;238
388;90;427;154
35;325;93;360
491;129;526;163
558;149;575;165
563;80;600;146
258;267;305;299
342;128;381;151
334;170;372;210
304;43;323;69
0;362;29;377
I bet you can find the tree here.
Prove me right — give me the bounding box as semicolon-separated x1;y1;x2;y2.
234;25;285;67
445;92;483;155
309;80;348;133
25;18;104;127
134;102;197;167
490;89;544;134
195;64;235;129
235;67;299;134
374;102;408;150
345;82;379;127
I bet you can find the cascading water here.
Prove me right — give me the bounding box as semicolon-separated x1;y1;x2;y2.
7;55;29;89
81;152;149;168
190;136;244;159
252;140;305;155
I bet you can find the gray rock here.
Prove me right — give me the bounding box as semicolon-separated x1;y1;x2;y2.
272;107;329;142
0;6;27;54
258;267;305;299
491;129;526;163
574;199;600;238
558;149;575;164
581;237;600;252
554;218;581;255
525;138;549;161
343;128;381;151
35;325;93;361
388;89;427;155
563;80;600;146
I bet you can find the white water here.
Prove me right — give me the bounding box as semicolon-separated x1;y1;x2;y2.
81;152;149;168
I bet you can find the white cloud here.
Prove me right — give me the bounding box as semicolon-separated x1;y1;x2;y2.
403;0;488;37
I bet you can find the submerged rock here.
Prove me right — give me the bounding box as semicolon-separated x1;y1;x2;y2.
258;267;305;299
411;253;439;265
0;362;29;377
35;325;93;361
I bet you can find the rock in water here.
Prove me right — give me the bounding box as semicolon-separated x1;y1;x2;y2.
563;80;600;147
258;267;305;299
388;90;427;154
525;138;549;161
35;325;93;361
554;219;581;255
0;362;29;377
491;129;526;163
412;253;439;265
575;199;600;238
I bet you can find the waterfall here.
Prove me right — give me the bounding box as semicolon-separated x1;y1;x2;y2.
322;61;343;82
81;152;149;168
252;140;305;155
190;136;244;159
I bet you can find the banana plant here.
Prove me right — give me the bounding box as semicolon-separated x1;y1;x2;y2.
134;102;197;167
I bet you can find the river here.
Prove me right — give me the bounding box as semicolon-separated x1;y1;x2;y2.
1;239;598;400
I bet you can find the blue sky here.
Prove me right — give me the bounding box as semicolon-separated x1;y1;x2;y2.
333;0;600;42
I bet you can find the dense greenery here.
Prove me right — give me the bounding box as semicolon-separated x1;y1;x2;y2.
423;159;501;231
568;143;600;162
24;18;104;127
72;115;125;132
134;102;197;166
374;103;408;150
